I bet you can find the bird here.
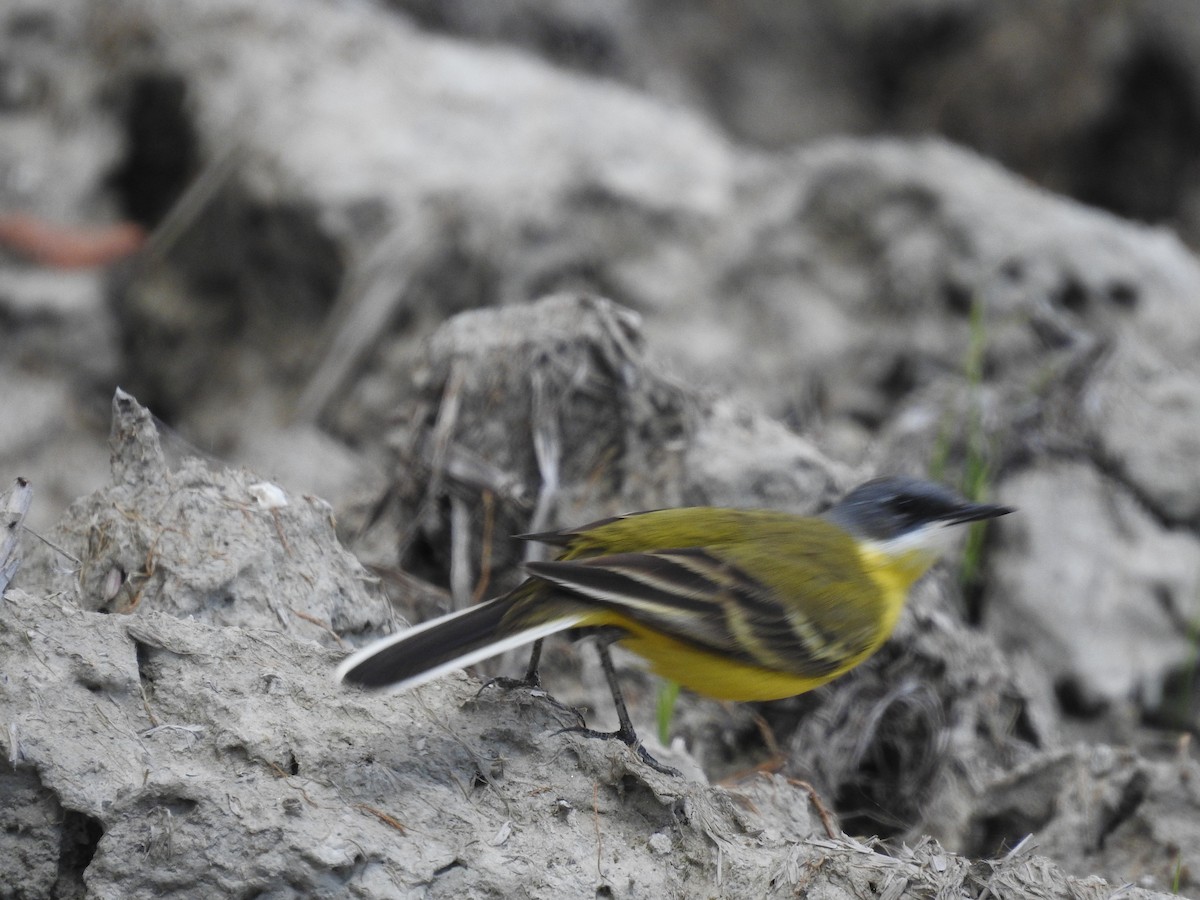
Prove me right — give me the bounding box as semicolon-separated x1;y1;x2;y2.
336;475;1012;774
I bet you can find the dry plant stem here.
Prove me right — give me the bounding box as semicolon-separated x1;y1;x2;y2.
398;363;465;559
786;777;839;840
449;495;472;606
1;477;33;591
289;609;347;648
528;362;563;539
295;215;435;422
355;804;408;835
753;711;840;838
0;214;145;268
592;782;604;879
720;713;839;839
470;490;496;604
134;139;243;268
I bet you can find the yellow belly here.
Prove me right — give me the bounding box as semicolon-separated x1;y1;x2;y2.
613;624;845;702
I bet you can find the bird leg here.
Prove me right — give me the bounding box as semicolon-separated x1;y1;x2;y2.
477;638;544;691
521;637;543;685
476;639;586;727
557;640;681;778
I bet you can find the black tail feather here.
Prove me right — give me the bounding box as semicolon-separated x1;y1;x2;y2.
340;596;519;691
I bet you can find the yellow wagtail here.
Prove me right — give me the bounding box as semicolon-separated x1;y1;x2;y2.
337;475;1012;774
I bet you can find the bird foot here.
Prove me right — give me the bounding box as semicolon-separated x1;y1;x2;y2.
477;675;586;729
555;724;681;777
477;673;541;693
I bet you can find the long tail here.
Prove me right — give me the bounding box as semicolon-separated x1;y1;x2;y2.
335;593;584;694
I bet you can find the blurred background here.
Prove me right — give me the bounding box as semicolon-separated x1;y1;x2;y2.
6;0;1200;524
3;0;1200;890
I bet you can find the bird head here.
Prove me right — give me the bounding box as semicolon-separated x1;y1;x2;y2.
822;475;1013;560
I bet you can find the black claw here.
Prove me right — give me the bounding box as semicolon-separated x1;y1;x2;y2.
636;746;681;778
475;637;546;695
477;673;540;696
555;724;681;777
477;675;586;728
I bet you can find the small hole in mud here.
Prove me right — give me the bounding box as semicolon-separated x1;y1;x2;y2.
58;809;104;889
432;859;464;878
1054;676;1107;718
108;71;200;227
160;796;198;817
1000;258;1024;281
877;353;918;402
134;640;155;688
942;281;972;316
1106;281;1139;309
1054;279;1089;313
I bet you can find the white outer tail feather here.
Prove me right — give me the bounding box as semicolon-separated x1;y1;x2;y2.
334;605;587;695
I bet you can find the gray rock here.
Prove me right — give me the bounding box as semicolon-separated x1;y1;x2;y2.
0;585;1174;898
18;391;394;646
965;743;1200;892
988;464;1200;710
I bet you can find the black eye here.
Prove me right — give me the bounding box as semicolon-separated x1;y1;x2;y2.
889;492;935;526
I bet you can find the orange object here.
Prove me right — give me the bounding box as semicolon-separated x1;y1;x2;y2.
0;213;145;268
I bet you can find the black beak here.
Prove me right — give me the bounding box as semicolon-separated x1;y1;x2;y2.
942;501;1014;526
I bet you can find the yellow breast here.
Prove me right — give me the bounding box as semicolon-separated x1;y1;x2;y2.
617;625;844;701
575;542;936;703
854;542;938;644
